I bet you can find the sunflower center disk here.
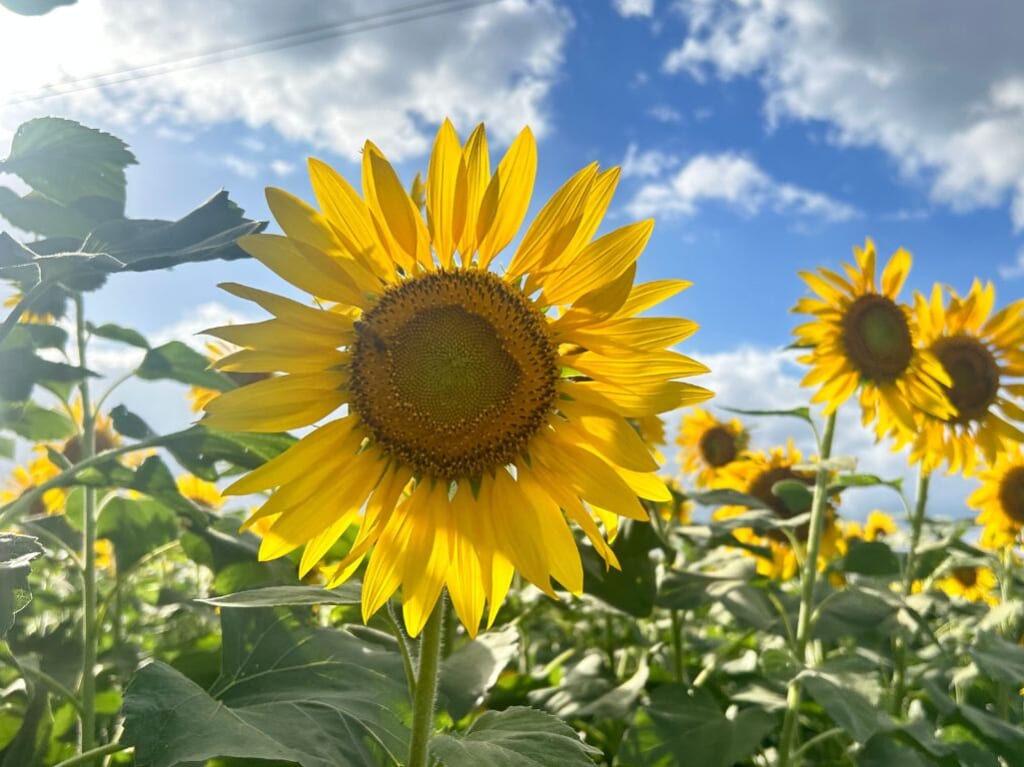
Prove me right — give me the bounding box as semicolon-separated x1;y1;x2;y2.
748;466;815;542
999;466;1024;525
349;270;559;480
952;566;978;588
699;426;738;467
840;294;913;381
932;336;1000;424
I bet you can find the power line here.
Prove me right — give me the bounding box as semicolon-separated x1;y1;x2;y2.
4;0;503;107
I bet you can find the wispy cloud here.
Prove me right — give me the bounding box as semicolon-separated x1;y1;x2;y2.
620;142;679;178
222;154;259;178
626;152;858;222
647;104;682;123
998;249;1024;279
613;0;655;18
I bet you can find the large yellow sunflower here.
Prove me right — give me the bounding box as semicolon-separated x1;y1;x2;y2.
676;407;748;488
202;120;711;636
908;281;1024;476
713;443;840;580
187;340;272;412
969;445;1024;549
792;239;953;440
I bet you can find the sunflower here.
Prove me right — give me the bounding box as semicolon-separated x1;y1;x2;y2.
792;239;953;440
676;407;748;488
713;443;840;580
969;445;1024;549
907;281;1024;476
842;510;898;543
187;340;272;412
61;397;121;464
176;475;224;510
2;285;65;324
0;453;64;515
202;120;711;636
934;564;998;605
654;478;693;526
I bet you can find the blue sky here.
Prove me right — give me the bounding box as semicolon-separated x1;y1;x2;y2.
2;0;1023;519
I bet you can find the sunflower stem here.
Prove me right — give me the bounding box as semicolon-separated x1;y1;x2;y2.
73;293;99;762
670;609;685;684
407;596;446;767
777;410;836;767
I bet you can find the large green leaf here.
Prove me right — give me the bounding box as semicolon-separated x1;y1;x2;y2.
0;188;117;239
431;707;600;767
0;118;135;207
439;626;519;721
96;497;179;571
0;533;44;638
160;425;297;481
580;519;660;617
121;609;409;767
968;631;1024;686
0;401;75;440
136;341;233;390
198;584;362;609
620;685;774;767
0;348;93;401
800;672;894;743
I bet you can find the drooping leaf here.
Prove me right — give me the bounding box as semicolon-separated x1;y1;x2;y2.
87;322;149;349
121;609;409;767
198;584;362;609
0;348;93;401
159;425;297;481
722;405;812;423
0;401;75;440
108;404;155;440
431;706;600;767
0;187;117;239
440;626;519;721
136;341;233;390
580;519;660;617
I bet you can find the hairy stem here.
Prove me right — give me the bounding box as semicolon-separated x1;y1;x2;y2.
777;411;836;767
407;597;446;767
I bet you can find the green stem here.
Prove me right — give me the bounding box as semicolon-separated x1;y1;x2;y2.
74;294;99;761
407;597;446;767
902;468;930;597
777;411;836;767
384;601;416;699
669;609;685;684
53;743;129;767
0;280;50;346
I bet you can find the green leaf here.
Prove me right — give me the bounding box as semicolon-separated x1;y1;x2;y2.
968;631;1024;685
121;609;409;767
620;685;775;767
813;587;898;642
0;533;43;638
109;404;155;440
722;405;812;423
0;118;135;208
580;519;660;617
656;568;749;612
161;425;297;481
0;187;116;239
0;321;67;351
96;497;178;571
0;348;93;401
840;539;901;576
857;735;934;767
87;322;149;349
136;341;232;390
440;626;519;721
528;653;615;718
772;479;813;514
828;474;902;492
800;672;894;743
197;584;362;609
80;191;264;272
0;401;75;440
690;489;769;509
576;655;649;721
431;706;600;767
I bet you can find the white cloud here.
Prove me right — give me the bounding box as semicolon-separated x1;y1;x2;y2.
239;136;266;153
222;154;259;178
270;159;296;176
613;0;655;18
998;249;1024;279
665;1;1024;228
0;0;572;160
683;345;976;521
648;103;683;123
621;142;679;178
626;152;857;221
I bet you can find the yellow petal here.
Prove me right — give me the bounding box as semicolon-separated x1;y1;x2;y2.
456;124;491;262
362;140;430;269
426;118;465;268
477;126;537;269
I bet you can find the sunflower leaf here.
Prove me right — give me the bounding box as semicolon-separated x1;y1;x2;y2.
431;706;600;767
721;405;812;424
439;626;519;721
197;584;362;609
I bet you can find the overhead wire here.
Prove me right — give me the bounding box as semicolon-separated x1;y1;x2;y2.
3;0;504;106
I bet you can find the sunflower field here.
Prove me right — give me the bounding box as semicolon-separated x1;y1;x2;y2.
0;107;1023;767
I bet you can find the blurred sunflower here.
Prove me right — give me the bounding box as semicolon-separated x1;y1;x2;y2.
842;510;898;543
61;397;121;464
654;478;693;526
932;564;998;605
969;445;1024;549
635;414;668;463
792;239;953;439
94;538;116;574
2;284;66;324
676;407;748;488
187;340;272;412
0;453;64;515
176;475;224;510
908;281;1024;476
714;443;839;580
203;120;711;636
